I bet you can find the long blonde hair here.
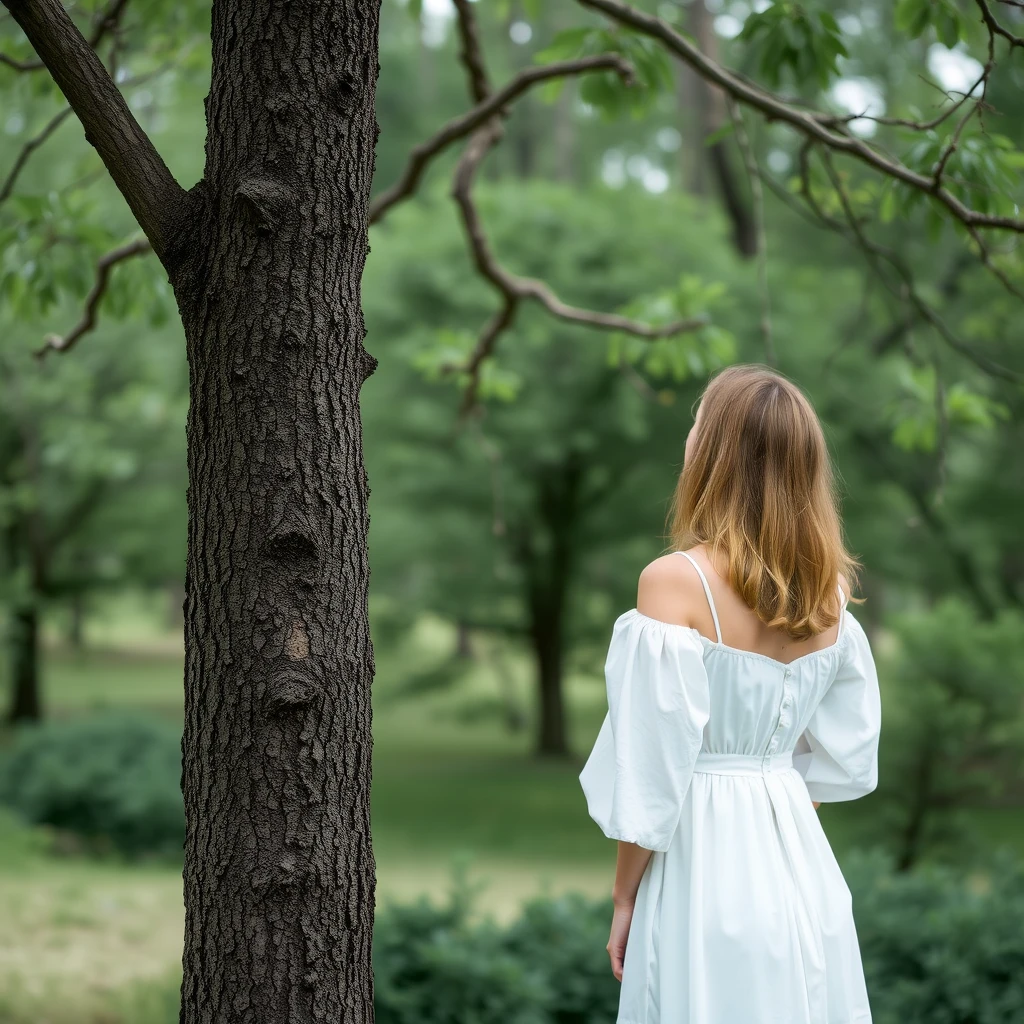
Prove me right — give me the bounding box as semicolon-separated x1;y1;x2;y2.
669;365;859;641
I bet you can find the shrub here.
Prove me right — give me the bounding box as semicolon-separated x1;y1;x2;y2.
502;893;619;1023
373;887;550;1024
849;851;1024;1024
0;712;183;858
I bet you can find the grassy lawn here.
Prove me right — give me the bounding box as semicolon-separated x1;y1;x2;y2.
2;609;1023;1021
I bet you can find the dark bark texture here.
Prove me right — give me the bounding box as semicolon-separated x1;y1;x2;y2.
172;2;382;1021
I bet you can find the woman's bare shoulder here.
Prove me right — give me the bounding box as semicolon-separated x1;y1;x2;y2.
636;551;707;627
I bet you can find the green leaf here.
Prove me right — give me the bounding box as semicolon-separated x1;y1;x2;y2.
703;122;736;148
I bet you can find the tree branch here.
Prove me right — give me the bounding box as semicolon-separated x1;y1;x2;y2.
451;0;491;102
576;0;1024;234
2;0;188;264
370;54;635;225
451;128;708;413
0;0;129;71
35;237;152;358
809;148;1020;382
1;0;131;71
974;0;1024;48
0;105;71;203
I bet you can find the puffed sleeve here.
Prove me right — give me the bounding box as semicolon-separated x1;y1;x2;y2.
794;613;881;803
579;610;711;852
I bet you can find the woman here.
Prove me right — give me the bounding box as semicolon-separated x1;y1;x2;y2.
581;364;881;1024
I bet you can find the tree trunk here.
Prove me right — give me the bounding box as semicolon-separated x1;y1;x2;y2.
174;3;382;1022
521;459;583;758
6;604;41;723
683;0;757;258
3;504;42;724
529;609;569;756
67;592;85;650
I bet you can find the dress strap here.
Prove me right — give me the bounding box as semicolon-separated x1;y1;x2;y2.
836;581;847;640
675;551;723;644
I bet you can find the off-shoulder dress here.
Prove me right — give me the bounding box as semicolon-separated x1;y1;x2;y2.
580;551;881;1024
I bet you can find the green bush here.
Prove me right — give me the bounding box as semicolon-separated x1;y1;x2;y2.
849;852;1024;1024
373;888;550;1024
0;713;183;858
502;893;619;1023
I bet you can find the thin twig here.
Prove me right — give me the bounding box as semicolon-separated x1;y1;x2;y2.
451;0;491;102
973;0;1024;48
35;237;152;357
1;0;131;72
369;54;635;225
817;150;1020;382
0;105;72;203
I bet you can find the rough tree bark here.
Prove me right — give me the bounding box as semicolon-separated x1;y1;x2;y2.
175;4;381;1021
3;0;382;1020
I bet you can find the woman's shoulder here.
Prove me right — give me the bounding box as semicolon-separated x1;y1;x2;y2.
635;549;709;631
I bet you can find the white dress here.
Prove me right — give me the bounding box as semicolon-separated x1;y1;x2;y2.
580;552;881;1024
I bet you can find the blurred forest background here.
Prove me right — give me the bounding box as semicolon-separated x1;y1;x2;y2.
2;0;1024;1021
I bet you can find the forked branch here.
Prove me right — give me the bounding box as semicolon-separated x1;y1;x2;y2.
35;238;152;358
370;54;634;225
452;128;708;413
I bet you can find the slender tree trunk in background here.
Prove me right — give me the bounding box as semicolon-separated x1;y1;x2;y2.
895;742;934;872
529;606;569;756
455;620;474;658
522;460;583;758
172;3;382;1020
6;604;41;723
165;580;186;632
3;495;42;723
683;0;756;258
67;592;85;650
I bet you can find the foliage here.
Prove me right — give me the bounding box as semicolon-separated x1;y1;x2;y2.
739;3;848;90
537;27;673;119
849;852;1024;1024
502;893;621;1023
0;713;184;858
871;599;1024;868
373;883;550;1024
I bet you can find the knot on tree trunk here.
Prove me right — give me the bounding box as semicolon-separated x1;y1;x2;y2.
234;174;293;235
265;671;319;716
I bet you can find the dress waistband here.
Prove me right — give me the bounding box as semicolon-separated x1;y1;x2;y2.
693;752;794;776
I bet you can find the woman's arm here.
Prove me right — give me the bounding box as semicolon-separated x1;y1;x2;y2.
607;841;654;981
